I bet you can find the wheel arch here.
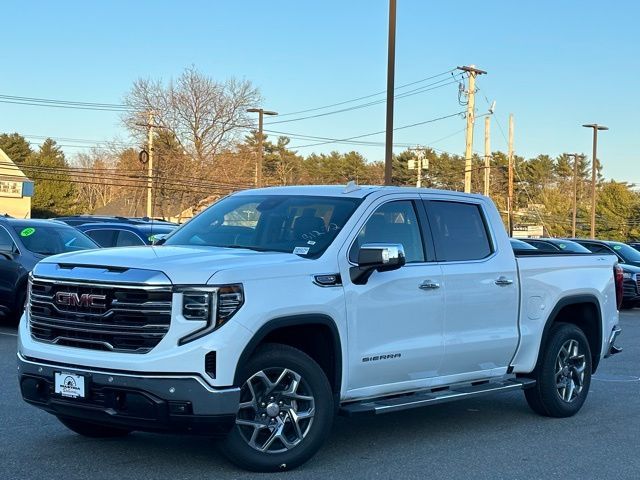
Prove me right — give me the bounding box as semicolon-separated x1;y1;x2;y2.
234;314;343;399
535;295;603;374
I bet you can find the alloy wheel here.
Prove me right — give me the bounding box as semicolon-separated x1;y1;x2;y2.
555;339;586;402
236;368;315;453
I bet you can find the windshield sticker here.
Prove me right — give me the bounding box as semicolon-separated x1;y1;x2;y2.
307;240;316;245
613;245;622;250
559;243;566;249
20;227;35;237
293;246;310;255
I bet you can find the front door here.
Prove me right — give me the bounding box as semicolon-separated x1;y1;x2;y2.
339;198;445;399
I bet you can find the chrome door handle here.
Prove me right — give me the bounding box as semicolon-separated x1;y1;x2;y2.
495;276;513;286
419;280;440;290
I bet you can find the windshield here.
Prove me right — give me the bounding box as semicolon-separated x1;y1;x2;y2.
608;242;640;263
14;225;98;255
165;194;362;258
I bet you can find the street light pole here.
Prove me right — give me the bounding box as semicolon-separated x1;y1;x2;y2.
247;108;278;187
582;123;608;239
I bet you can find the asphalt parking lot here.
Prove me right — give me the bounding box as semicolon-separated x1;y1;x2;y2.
1;313;638;480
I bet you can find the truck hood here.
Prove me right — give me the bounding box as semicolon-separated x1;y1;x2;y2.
39;245;310;285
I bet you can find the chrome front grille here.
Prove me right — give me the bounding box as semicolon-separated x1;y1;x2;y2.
29;278;172;353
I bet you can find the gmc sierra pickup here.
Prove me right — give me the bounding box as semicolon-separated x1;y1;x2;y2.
17;185;623;472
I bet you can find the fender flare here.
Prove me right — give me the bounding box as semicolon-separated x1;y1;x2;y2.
233;314;343;392
533;294;603;373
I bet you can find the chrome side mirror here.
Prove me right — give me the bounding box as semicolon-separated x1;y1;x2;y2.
351;243;406;285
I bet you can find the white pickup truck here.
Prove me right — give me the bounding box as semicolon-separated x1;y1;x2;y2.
18;185;623;472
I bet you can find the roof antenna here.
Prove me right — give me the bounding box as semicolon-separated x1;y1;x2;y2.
343;180;360;194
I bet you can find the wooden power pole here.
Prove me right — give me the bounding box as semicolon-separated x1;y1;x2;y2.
458;65;486;193
507;113;514;236
484;115;491;197
567;153;584;238
146;111;154;218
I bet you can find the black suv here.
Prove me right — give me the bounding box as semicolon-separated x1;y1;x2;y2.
0;218;98;322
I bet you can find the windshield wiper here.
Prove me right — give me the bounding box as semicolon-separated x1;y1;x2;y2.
214;245;281;253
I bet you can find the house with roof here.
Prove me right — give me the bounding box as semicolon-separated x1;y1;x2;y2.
0;147;34;218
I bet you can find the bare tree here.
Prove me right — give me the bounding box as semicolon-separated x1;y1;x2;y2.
123;67;261;167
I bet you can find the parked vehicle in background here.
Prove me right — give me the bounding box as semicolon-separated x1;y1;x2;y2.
509;238;538;251
76;222;178;247
18;186;622;471
0;218;98;322
520;238;591;253
570;239;640;267
570;238;640;308
54;215;178;227
627;242;640;252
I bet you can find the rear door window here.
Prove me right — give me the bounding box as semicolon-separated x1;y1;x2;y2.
424;200;493;262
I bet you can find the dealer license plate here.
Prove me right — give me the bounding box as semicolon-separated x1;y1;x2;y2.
54;372;86;399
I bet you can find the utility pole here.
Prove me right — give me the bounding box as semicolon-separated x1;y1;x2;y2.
484;115;491;197
408;147;428;188
457;65;487;193
507;113;514;236
247;108;278;187
384;0;397;186
567;153;584;238
146;111;154;218
582;123;608;239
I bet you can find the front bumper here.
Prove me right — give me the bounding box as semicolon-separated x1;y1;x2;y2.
17;354;239;436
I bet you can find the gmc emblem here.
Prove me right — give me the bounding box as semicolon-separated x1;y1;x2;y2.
54;292;107;308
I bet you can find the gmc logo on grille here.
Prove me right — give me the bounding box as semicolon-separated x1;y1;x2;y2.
54;292;107;308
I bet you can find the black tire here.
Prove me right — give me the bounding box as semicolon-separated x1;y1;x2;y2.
524;323;592;417
220;343;334;472
57;417;132;438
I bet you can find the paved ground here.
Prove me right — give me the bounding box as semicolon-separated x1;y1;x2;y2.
1;312;638;480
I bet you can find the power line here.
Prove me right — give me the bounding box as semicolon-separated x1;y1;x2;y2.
287;111;465;149
266;76;462;125
275;69;457;117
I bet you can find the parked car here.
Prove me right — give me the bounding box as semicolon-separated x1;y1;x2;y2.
18;186;622;471
570;238;640;308
520;238;591;253
76;222;178;247
0;218;99;322
54;215;177;227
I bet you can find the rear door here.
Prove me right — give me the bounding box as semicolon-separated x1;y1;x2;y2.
422;196;520;378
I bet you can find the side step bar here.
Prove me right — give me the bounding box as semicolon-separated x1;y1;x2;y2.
339;377;536;417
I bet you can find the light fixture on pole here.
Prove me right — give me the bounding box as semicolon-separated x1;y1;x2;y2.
247;108;278;187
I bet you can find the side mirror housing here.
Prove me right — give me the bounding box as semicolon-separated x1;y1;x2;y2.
350;243;406;285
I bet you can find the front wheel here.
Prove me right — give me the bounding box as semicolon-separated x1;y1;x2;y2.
220;344;334;472
524;323;592;417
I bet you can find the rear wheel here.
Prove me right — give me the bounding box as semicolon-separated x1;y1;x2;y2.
57;417;132;438
524;323;592;417
220;344;334;472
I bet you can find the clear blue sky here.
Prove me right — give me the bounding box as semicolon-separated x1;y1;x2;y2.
0;1;637;184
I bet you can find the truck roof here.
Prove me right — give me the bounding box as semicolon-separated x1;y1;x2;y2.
234;184;487;200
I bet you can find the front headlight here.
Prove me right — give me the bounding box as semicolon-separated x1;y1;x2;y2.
623;272;633;280
177;284;244;344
